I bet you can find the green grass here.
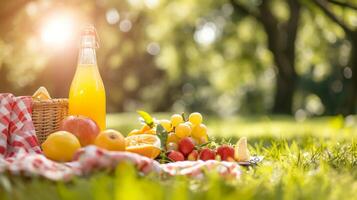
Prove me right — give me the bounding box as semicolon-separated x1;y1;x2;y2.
108;113;356;139
1;113;357;200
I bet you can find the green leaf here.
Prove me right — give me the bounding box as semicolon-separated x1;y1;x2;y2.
157;151;171;164
156;124;168;150
137;110;154;127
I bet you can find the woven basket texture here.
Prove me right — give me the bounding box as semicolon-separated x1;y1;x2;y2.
32;99;68;144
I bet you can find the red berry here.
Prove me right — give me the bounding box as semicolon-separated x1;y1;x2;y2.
216;145;235;161
199;148;216;161
167;150;185;162
187;150;198;161
178;137;195;156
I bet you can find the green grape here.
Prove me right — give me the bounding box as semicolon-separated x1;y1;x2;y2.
171;114;184;127
189;112;202;126
175;123;191;138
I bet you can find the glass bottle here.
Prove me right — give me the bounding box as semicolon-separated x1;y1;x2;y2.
68;25;106;130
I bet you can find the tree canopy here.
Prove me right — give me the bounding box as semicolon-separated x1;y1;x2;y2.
0;0;356;116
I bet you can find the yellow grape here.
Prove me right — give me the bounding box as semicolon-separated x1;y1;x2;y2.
195;135;208;145
192;124;207;138
175;123;191;138
166;132;180;144
171;114;184;127
188;112;202;126
184;121;193;128
159;119;171;132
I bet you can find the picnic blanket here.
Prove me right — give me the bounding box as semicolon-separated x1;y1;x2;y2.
0;93;242;181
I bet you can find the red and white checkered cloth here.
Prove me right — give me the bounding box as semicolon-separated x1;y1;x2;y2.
0;93;242;181
0;94;41;158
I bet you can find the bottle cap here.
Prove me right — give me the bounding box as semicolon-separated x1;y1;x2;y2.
80;24;99;48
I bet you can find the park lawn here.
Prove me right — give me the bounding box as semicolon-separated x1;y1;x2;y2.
0;114;356;200
107;113;356;139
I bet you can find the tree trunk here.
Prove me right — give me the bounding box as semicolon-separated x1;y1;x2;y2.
270;32;298;114
230;0;300;114
344;32;357;114
272;63;297;114
259;0;300;114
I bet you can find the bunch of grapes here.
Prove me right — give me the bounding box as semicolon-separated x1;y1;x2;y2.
158;112;208;148
129;111;250;162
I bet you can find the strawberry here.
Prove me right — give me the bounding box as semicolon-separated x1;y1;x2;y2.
178;137;195;156
216;145;235;161
167;150;185;162
187;150;198;161
198;148;216;161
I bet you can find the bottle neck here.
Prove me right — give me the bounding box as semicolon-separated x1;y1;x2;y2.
78;47;97;65
78;35;97;65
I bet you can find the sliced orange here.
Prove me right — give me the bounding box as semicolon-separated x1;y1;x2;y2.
127;125;156;136
125;134;161;159
127;129;142;136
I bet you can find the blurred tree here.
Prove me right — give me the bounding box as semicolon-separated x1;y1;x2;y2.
311;0;356;114
141;0;277;115
0;0;37;95
0;0;355;116
230;0;301;114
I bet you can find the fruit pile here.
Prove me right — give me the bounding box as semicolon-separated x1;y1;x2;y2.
42;116;126;162
41;111;251;164
127;111;251;163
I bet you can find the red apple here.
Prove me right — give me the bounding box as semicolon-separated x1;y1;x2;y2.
59;115;100;146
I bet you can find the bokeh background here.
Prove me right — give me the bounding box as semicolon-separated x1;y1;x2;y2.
1;2;357;198
0;0;356;118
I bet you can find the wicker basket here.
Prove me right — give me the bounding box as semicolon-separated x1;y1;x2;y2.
31;99;69;144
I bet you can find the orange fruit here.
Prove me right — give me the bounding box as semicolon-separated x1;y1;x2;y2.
143;129;156;135
140;124;156;134
125;134;161;159
128;125;155;136
140;124;151;133
128;129;142;136
95;129;126;151
42;131;81;162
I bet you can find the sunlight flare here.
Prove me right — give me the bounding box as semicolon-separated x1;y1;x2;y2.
40;13;76;46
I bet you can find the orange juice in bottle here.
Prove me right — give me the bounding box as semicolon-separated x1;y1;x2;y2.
69;25;106;130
